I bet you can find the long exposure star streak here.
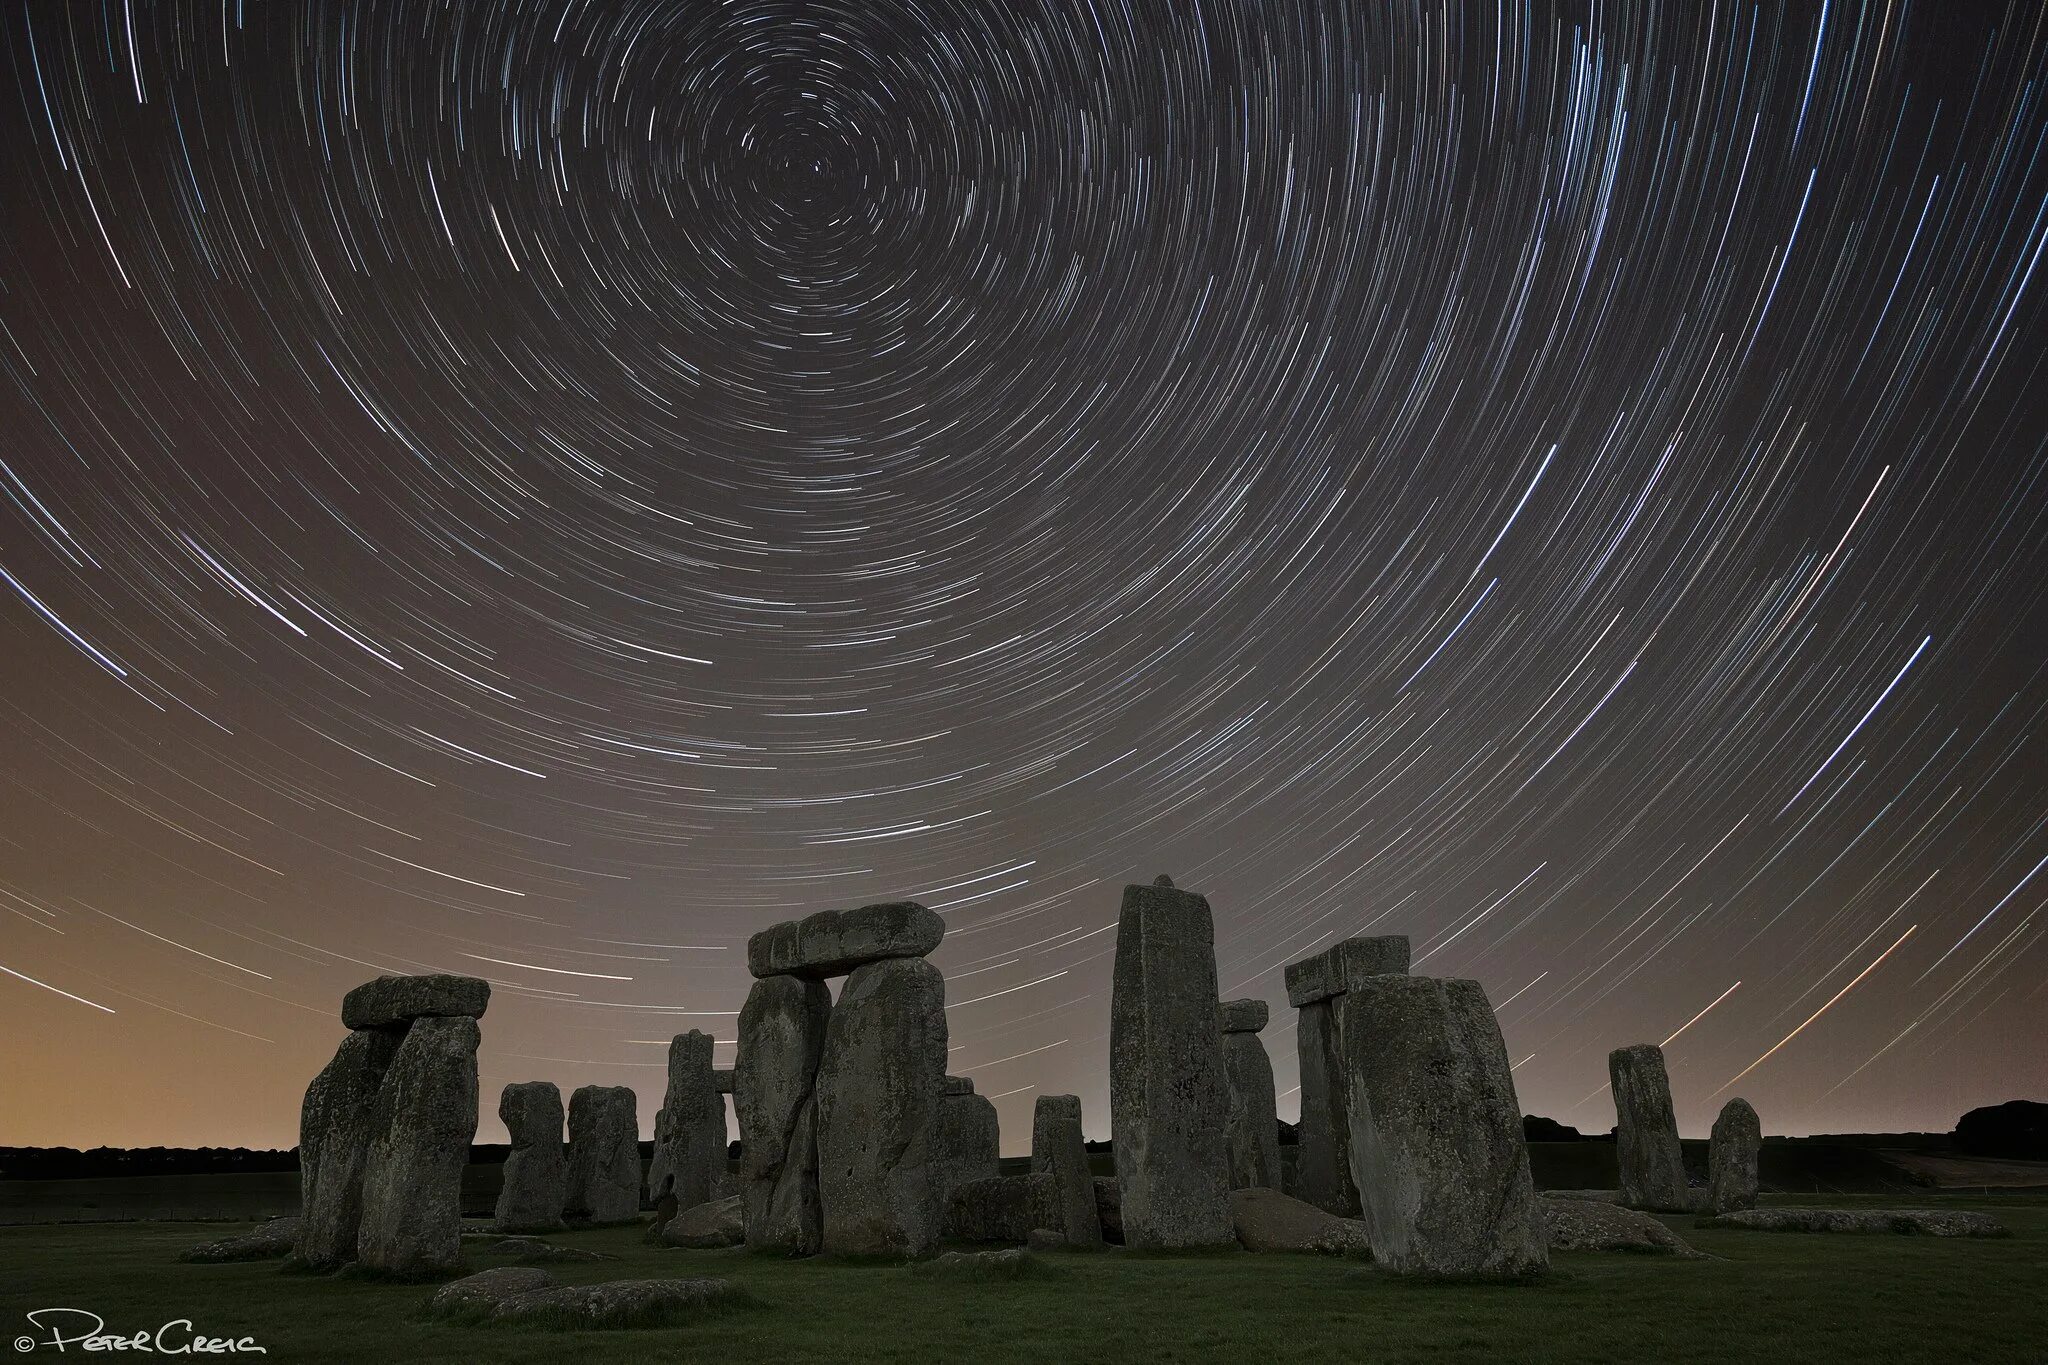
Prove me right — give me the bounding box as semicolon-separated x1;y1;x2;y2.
0;2;2043;1152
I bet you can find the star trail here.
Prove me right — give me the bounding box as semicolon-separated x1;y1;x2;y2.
1;1;2044;1152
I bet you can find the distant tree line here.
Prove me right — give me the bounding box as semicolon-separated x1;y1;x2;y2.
4;1101;2039;1180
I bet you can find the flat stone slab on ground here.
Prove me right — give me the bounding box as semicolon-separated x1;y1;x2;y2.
1701;1208;2008;1237
471;1236;615;1263
427;1269;747;1327
1228;1187;1370;1256
747;901;944;979
179;1217;300;1263
341;974;490;1030
1540;1197;1705;1257
910;1248;1050;1281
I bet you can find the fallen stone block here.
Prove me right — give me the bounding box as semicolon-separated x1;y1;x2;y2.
1228;1187;1370;1256
659;1195;745;1249
1540;1196;1705;1257
1701;1208;2008;1237
180;1217;300;1263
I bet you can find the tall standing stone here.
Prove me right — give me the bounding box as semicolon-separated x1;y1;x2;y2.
736;973;832;1254
1708;1097;1761;1213
1341;976;1546;1277
356;1016;481;1276
933;1082;1000;1212
1285;935;1409;1215
1609;1043;1691;1212
1109;876;1233;1248
1220;999;1280;1191
1031;1094;1104;1247
494;1082;566;1233
294;1027;403;1269
815;956;949;1257
652;1031;723;1210
563;1085;642;1225
1293;1002;1353;1214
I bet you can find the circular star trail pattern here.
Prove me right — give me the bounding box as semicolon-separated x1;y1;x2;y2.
1;1;2044;1149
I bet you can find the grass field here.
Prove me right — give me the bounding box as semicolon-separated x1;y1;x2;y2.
3;1194;2043;1363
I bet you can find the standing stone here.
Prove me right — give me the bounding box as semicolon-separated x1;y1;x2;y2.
494;1082;566;1233
1030;1095;1104;1247
1609;1044;1691;1212
1109;878;1233;1249
651;1031;723;1211
747;901;946;980
1293;1001;1355;1215
1341;976;1546;1277
564;1085;641;1225
1285;935;1409;1216
736;973;832;1254
294;1027;403;1269
815;957;949;1257
933;1088;1000;1212
1221;1002;1281;1191
356;1016;481;1276
1708;1097;1762;1213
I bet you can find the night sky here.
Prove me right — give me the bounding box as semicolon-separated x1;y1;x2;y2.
2;1;2044;1155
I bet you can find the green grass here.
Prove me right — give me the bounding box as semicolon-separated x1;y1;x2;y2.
4;1196;2045;1363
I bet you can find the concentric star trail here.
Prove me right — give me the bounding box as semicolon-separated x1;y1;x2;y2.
0;1;2043;1152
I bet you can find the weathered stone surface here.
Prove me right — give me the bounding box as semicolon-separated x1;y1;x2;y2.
816;956;949;1257
943;1173;1066;1243
1109;879;1233;1249
652;1031;724;1211
294;1026;402;1269
428;1266;556;1314
1222;1030;1281;1191
934;1092;1000;1210
1284;935;1411;1008
747;901;945;980
1292;999;1358;1217
1030;1094;1103;1247
1707;1097;1761;1213
181;1217;301;1263
564;1085;642;1226
476;1236;615;1264
1092;1177;1123;1243
429;1269;746;1326
494;1082;567;1233
1702;1208;2008;1237
356;1015;481;1277
911;1247;1046;1280
713;1067;735;1095
1219;998;1269;1033
1541;1196;1705;1257
659;1195;745;1248
1228;1187;1371;1255
942;1075;976;1095
341;974;490;1031
1341;976;1547;1278
1610;1043;1691;1212
736;973;832;1254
